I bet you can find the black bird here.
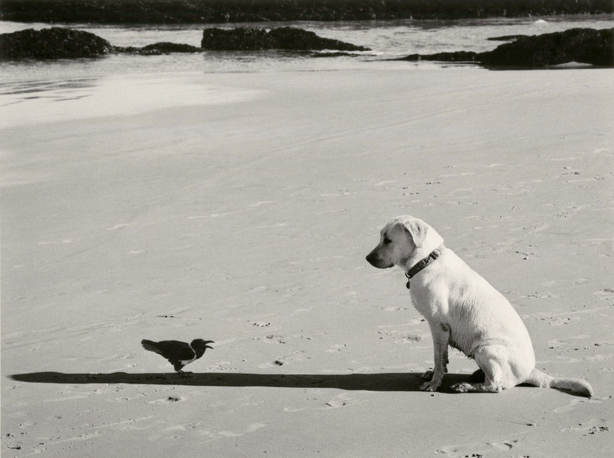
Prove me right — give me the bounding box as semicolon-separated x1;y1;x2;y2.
141;339;214;374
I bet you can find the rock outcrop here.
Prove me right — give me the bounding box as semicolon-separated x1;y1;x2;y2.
480;27;614;67
0;26;367;60
400;51;479;63
0;28;205;60
117;42;203;55
201;27;369;52
400;28;614;68
0;27;113;60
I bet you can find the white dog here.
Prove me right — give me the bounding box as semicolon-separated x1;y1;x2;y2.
366;215;592;397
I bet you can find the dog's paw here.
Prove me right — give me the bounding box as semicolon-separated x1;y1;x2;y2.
421;370;434;380
420;380;441;392
451;382;471;393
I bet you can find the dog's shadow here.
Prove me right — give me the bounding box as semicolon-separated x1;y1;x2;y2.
10;371;481;393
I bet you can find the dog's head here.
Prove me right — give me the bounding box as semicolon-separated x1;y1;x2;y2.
366;215;443;270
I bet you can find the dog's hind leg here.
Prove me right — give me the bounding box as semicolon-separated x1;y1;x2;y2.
451;345;517;394
469;368;486;382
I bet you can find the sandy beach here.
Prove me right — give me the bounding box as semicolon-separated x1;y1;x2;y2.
2;66;613;457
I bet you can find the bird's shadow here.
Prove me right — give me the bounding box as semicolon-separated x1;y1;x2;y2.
9;371;484;393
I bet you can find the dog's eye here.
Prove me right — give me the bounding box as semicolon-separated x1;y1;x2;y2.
383;236;392;245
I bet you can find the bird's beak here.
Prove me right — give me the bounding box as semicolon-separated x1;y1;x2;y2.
205;340;214;349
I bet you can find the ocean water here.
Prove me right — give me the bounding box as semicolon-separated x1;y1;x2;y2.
1;15;613;78
1;15;612;126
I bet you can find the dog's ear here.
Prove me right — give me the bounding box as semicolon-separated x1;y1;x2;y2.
402;219;430;248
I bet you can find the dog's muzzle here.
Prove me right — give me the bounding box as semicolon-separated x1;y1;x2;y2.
366;250;393;269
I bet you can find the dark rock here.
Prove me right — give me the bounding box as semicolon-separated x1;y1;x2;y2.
310;51;370;58
400;51;479;62
267;27;369;51
201;28;269;51
398;28;614;68
480;27;614;67
201;27;369;52
0;28;205;60
117;42;203;55
0;27;113;60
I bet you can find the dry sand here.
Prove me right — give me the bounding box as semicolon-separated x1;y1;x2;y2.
2;66;613;457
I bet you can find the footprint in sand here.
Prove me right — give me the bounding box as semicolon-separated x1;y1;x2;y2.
248;286;268;293
382;306;409;311
377;328;427;343
376;180;397;186
148;396;185;405
251;200;276;207
438;439;517;458
107;223;131;230
258;334;287;344
395;335;425;344
377;320;426;341
547;338;569;349
247;423;267;432
37;239;75;245
553;398;601;414
255;222;288;228
321;190;351;196
325;344;347;353
108;390;147;403
284;394;357;412
547;334;592;350
586;353;614;362
560;418;609;435
18;421;36;429
45;394;90;403
524;313;579;326
197;422;267;444
252;321;271;327
258;350;307;368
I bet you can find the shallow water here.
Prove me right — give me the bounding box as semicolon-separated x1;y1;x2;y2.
1;15;613;126
1;15;613;79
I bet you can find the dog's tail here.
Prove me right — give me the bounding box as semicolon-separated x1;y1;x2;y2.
524;368;593;398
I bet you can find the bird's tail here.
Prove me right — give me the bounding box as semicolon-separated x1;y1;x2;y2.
524;368;593;398
141;339;163;356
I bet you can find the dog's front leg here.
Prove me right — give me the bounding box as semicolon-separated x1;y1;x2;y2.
420;323;450;392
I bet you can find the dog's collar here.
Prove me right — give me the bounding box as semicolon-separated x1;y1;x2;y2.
405;249;441;289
